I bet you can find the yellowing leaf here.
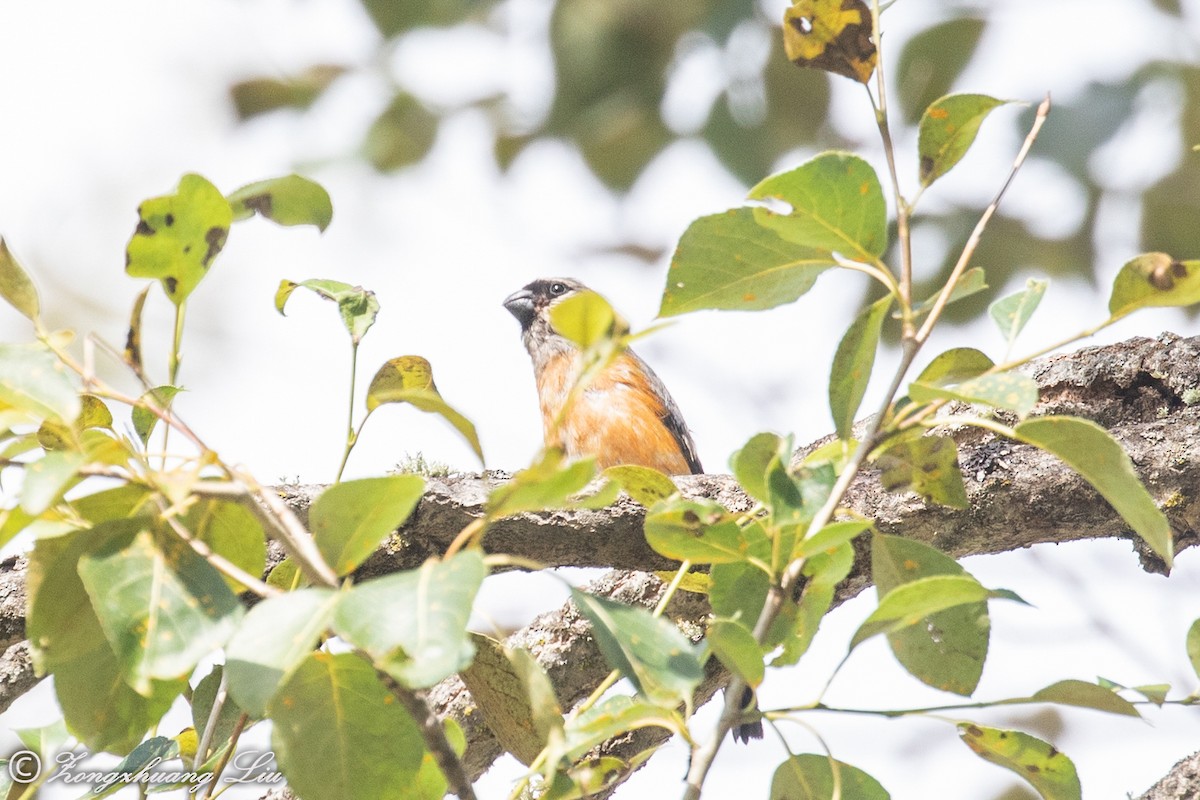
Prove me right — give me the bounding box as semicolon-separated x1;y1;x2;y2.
782;0;878;84
125;174;233;305
1108;253;1200;318
365;356;483;464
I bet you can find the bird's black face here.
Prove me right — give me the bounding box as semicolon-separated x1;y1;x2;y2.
503;277;585;331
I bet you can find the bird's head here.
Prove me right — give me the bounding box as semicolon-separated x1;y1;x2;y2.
502;277;587;332
503;277;591;364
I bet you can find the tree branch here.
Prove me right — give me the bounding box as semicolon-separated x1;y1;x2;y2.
1;333;1199;795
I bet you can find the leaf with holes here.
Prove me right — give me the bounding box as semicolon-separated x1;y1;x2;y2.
781;0;878;84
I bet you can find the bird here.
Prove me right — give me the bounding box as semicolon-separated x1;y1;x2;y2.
503;277;763;743
502;277;702;475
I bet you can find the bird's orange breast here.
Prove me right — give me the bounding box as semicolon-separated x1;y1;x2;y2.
535;351;693;475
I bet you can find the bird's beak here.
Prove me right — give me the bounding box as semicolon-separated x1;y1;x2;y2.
503;288;536;329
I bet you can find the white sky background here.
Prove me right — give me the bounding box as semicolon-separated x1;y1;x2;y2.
1;0;1199;797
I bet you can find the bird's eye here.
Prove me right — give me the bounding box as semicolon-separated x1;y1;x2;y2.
549;282;567;296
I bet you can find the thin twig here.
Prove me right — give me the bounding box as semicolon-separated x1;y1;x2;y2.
158;503;279;598
375;664;478;800
915;94;1052;344
227;471;339;588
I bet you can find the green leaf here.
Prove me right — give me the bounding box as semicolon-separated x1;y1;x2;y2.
459;635;563;766
131;385;183;446
1031;679;1141;717
230;65;346;118
78;528;243;694
830;295;893;439
660;208;834;316
1187;618;1200;681
770;753;891;800
914;347;994;387
0;342;80;424
38;394;114;450
850;574;991;650
773;543;854;666
570;589;704;707
990;278;1048;348
227;175;333;231
226;588;340;717
275;278;379;345
90;737;181;799
192;665;248;760
1015;416;1173;566
364;92;439;171
310;475;425;575
125;173;233;305
410;719;466;800
20;450;86;515
710;561;770;625
333;550;486;688
487;449;597;517
731;432;788;505
1108;253;1200;318
749;152;887;262
958;724;1081;800
269;652;425;800
644;500;769;565
365;356;484;464
181;498;266;594
548;289;624;349
27;522;186;751
603;465;678;507
562;695;688;762
910;371;1038;418
707;619;765;688
0;238;40;323
897;17;987;125
910;266;988;318
918;94;1012;186
870;534;988;695
877;435;968;508
796;520;872;559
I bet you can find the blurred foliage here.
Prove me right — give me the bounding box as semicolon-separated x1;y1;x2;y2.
229;0;1200;297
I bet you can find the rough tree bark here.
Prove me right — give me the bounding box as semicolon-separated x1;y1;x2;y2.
1;333;1198;797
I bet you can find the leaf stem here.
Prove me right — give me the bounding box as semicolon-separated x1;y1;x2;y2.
334;343;360;483
865;0;914;337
